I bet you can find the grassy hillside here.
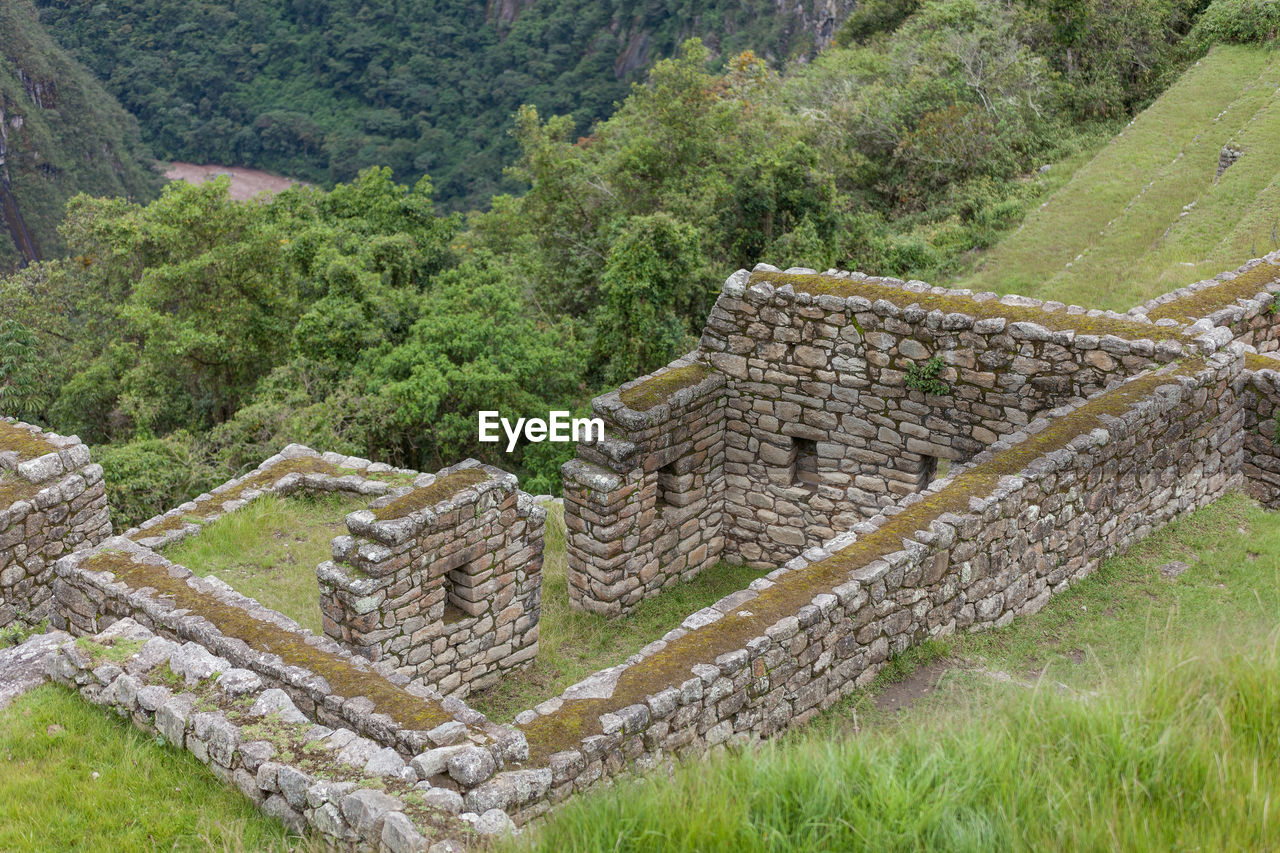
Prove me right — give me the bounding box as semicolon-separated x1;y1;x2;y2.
953;44;1280;311
0;0;160;272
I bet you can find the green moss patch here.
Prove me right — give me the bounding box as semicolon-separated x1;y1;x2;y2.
749;272;1187;344
521;360;1207;763
1146;263;1280;323
80;550;452;731
0;421;56;462
618;365;714;412
371;468;489;521
0;477;39;509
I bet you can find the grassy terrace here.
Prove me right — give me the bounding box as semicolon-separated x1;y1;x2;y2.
0;420;57;506
954;45;1280;311
517;361;1204;762
162;493;369;634
509;493;1280;851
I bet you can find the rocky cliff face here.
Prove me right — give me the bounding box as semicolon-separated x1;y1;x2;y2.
775;0;857;51
0;0;160;271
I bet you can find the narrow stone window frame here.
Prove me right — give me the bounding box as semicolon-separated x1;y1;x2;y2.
793;437;820;492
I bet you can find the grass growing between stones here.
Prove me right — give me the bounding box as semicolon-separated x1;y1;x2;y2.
468;502;769;722
162;493;369;635
0;683;309;851
953;44;1280;310
510;493;1280;850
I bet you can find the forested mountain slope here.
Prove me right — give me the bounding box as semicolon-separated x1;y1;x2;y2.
0;0;161;272
31;0;854;209
954;44;1280;311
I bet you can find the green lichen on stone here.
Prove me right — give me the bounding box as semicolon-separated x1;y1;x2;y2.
81;549;452;731
748;272;1187;344
521;360;1207;764
0;420;56;462
1146;263;1280;323
371;468;489;521
619;365;714;412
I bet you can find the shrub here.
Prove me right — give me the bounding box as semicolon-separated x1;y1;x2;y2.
96;432;222;529
1189;0;1280;51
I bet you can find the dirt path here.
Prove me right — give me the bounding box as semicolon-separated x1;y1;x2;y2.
163;162;308;201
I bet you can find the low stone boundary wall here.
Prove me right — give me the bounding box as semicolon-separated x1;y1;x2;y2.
51;617;515;851
512;351;1241;818
1243;352;1280;508
1;419;111;628
318;459;544;698
1130;254;1280;350
563;353;727;616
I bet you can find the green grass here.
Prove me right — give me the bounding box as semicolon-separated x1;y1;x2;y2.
0;684;306;851
467;503;769;721
161;493;369;635
510;493;1280;851
954;45;1280;310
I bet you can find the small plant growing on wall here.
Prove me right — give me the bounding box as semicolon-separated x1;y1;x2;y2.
905;355;950;396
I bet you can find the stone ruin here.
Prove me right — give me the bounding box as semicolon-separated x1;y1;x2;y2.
8;251;1280;850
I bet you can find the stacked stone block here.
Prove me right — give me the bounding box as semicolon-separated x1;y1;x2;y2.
698;266;1190;566
563;354;727;616
318;460;545;698
1242;354;1280;507
0;419;111;628
50;617;522;850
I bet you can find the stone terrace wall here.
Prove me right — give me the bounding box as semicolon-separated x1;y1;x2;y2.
562;353;727;616
511;351;1242;820
318;459;545;699
692;266;1189;567
49;617;505;851
0;419;111;628
1130;254;1280;351
1242;353;1280;508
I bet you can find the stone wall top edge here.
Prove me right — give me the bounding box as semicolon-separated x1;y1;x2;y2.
741;266;1196;347
55;536;503;749
593;351;725;431
1126;253;1280;323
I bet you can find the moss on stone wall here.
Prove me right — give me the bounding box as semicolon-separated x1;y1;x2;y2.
1146;263;1280;323
0;421;56;462
371;468;489;521
618;365;713;412
81;549;453;731
748;272;1187;344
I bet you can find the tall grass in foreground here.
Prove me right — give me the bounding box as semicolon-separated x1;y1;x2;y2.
0;684;308;851
512;634;1280;852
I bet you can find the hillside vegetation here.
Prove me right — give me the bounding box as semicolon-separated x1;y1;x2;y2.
955;43;1280;310
0;0;160;271
31;0;854;210
4;0;1277;526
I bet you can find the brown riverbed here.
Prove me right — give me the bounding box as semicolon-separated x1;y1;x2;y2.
163;162;307;201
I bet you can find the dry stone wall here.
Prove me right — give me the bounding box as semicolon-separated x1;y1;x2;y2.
318;460;544;699
699;268;1191;566
1242;353;1280;508
513;351;1242;818
1130;254;1280;351
51;617;520;851
562;354;727;616
0;419;111;629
